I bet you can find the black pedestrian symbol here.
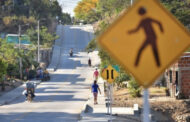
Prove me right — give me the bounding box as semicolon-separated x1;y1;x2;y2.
128;7;164;67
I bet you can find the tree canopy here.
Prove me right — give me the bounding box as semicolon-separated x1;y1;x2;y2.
0;0;72;33
27;26;58;48
74;0;99;23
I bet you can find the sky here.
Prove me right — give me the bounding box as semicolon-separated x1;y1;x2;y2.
58;0;81;17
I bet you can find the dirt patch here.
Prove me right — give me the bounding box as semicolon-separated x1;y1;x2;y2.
113;87;190;122
151;100;190;122
0;79;23;96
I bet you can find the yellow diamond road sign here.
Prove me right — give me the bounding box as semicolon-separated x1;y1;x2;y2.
98;0;190;88
101;65;119;84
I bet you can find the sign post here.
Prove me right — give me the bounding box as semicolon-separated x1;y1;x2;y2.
101;65;119;122
109;84;112;122
106;83;114;122
143;89;150;122
107;83;110;115
110;84;113;122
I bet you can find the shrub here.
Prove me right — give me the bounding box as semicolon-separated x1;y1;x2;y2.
3;16;12;25
85;39;97;52
128;78;142;97
7;64;19;78
115;73;131;85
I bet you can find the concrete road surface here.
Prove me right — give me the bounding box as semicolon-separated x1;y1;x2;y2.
0;25;94;122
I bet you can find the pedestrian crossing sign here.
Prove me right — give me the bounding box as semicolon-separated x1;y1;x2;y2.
98;0;190;88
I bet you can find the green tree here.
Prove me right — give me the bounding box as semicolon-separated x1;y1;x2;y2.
24;0;61;20
0;0;63;33
27;26;58;48
21;47;36;69
0;60;7;91
59;13;72;25
0;39;19;64
74;0;99;23
161;0;190;27
0;39;19;91
96;0;130;19
6;63;19;78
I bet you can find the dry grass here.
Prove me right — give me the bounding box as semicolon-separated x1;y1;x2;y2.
149;87;166;97
113;86;167;107
113;86;190;121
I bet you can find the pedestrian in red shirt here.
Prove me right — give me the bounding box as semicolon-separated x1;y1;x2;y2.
93;68;99;80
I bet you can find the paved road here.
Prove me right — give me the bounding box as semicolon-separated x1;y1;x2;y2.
0;25;94;122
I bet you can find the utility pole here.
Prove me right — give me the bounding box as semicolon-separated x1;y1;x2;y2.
13;0;15;8
18;25;23;79
37;20;40;63
131;0;133;5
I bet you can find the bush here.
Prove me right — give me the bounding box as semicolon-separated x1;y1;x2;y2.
7;64;19;78
85;39;97;52
3;16;13;25
128;78;141;97
115;73;131;85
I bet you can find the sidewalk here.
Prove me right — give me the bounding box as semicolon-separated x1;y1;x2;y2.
79;77;111;122
0;80;41;106
79;78;139;122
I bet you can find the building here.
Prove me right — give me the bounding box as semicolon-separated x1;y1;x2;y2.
165;52;190;98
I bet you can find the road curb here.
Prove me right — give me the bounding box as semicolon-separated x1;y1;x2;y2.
79;97;91;120
0;84;25;106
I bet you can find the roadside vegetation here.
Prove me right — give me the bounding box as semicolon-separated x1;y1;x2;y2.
0;0;72;91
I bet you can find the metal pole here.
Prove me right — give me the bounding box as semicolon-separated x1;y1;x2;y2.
19;25;21;50
143;89;150;122
110;84;112;122
13;0;15;8
37;20;40;63
107;83;110;114
18;25;22;79
131;0;133;6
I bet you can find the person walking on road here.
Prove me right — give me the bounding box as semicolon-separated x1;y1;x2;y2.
91;80;101;105
88;58;91;67
69;48;73;57
93;68;99;80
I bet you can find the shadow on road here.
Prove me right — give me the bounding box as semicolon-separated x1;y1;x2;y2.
35;95;87;102
57;52;87;70
0;112;80;122
50;74;86;84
